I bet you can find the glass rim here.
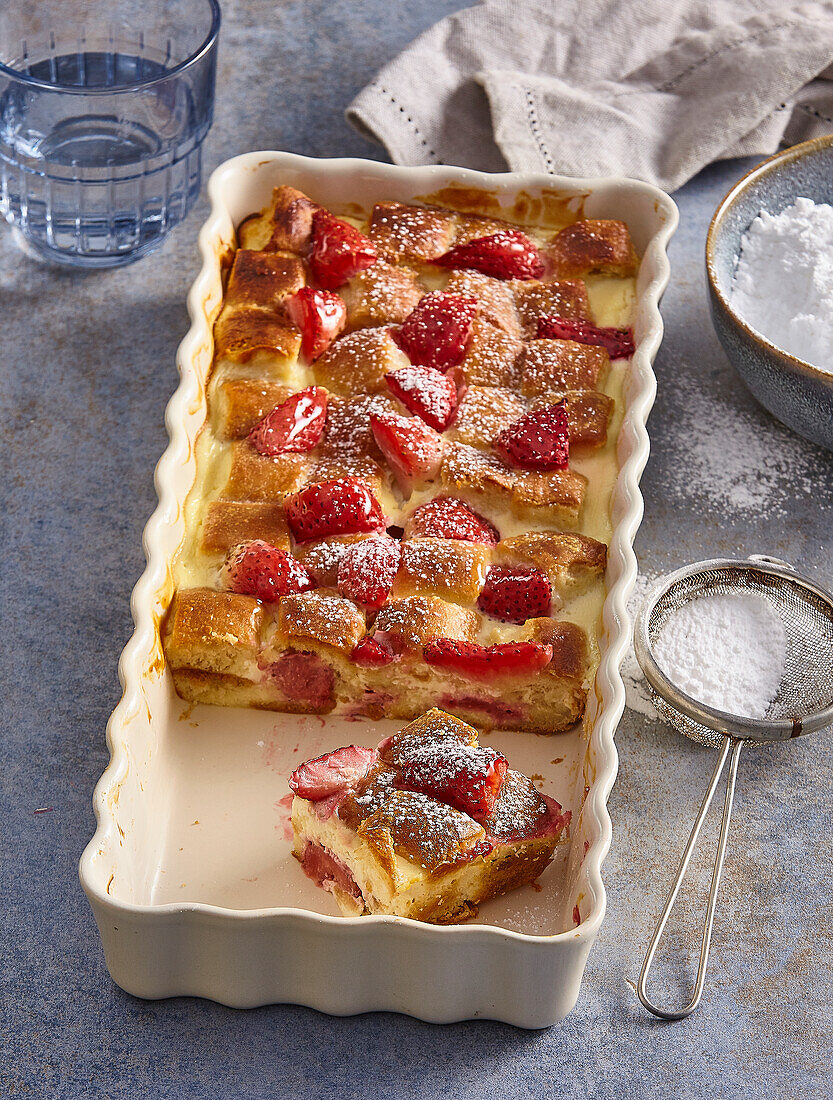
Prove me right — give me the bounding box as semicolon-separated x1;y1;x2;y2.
0;0;221;94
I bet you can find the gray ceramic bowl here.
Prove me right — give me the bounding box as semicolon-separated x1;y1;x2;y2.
706;135;833;453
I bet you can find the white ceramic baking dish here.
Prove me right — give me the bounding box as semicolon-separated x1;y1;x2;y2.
79;152;677;1028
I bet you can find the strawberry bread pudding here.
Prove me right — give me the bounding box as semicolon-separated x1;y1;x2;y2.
163;183;639;732
289;709;570;922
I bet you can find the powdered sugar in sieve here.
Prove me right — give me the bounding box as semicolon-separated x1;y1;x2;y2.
632;556;833;1021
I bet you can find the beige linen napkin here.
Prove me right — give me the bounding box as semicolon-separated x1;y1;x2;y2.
347;0;833;189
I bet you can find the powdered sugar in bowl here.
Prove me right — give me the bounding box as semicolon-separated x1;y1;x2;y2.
707;135;833;453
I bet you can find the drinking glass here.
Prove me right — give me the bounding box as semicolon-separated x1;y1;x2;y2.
0;0;220;267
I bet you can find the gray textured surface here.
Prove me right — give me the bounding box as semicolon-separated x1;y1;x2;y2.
2;1;833;1096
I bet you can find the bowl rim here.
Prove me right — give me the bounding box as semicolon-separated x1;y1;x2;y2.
705;132;833;388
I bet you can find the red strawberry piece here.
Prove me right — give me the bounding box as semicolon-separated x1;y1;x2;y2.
537;315;635;359
223;540;315;602
289;745;375;800
494;401;569;470
477;565;552;623
310;210;377;290
404;496;499;544
350;635;397;668
369;411;443;490
432;230;545;281
284;477;387;543
423;638;553;679
394;292;477;372
268;652;334;710
285;287;347;361
399;742;508;820
337;536;401;610
385;364;458;431
248;386;328;456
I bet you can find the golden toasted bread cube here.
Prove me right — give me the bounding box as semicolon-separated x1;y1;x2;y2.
460;316;523;388
369;202;456;263
164;588;264;677
512;279;590;334
223;441;310;501
511;468;587;527
495;531;607;598
320;392;400;464
392;538;489;602
441;443;516;495
388;707;479;756
212;379;294;440
526;618;589;682
440;444;586;528
453;213;517;245
547;219;639;278
309;457;387;501
374;595;481;651
358;790;488;875
224;249;306;312
445;270;520;335
517;339;609;396
200;501;291;554
237;186;319;253
551;390;613;449
314;328;408;395
295;534;374;587
266;185;319;253
448;386;527;448
214;308;302;368
276;591;366;653
341;261;424;329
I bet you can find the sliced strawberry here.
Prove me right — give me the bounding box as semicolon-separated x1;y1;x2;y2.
394;292;477;372
248;387;328;456
350;635;397;668
289;745;374;800
404;496;499;544
337;536;401;610
284;478;387;543
399;742;508;819
369;411;443;491
423;638;553;679
222;540;315;602
310;210;377;290
433;230;545;281
285;287;347;360
478;565;552;623
537;315;635;359
494;401;569;470
385;364;458;431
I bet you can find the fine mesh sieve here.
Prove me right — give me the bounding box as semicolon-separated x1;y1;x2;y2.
632;556;833;1020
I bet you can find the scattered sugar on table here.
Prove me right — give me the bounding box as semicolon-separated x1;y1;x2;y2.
730;197;833;373
653;592;787;720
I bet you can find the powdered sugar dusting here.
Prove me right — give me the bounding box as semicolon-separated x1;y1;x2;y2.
298;536;361;586
321;392;399;461
450;386;527;447
360;789;486;870
401;739;500;788
388;363;456;423
484;769;551;840
660;370;823;518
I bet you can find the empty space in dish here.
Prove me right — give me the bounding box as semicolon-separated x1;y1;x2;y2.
101;672;588;935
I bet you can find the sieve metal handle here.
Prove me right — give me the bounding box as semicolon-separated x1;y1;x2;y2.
637;735;743;1020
